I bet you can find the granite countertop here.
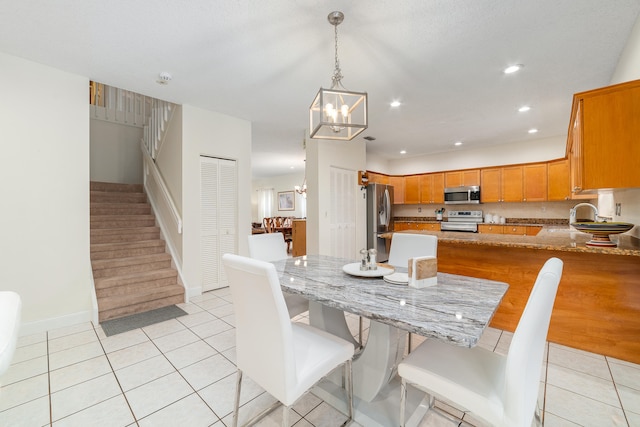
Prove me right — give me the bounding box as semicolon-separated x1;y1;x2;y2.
381;225;640;257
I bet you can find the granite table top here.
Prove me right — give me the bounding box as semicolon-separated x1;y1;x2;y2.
381;226;640;257
271;254;509;348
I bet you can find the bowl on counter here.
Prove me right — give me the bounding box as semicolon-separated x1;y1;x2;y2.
570;222;634;247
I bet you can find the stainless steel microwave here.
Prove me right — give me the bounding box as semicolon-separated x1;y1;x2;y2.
444;186;481;204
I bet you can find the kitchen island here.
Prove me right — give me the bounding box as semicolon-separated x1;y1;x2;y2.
381;225;640;364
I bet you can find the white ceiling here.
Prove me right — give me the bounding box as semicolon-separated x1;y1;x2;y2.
1;1;639;178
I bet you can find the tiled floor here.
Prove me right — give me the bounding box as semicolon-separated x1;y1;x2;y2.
1;287;638;426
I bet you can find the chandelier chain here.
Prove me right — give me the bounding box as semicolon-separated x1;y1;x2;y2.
331;22;344;88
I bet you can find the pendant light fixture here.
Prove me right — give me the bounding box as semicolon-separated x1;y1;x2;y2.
309;11;368;141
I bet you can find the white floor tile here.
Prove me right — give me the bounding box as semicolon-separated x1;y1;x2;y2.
617;384;640;415
107;340;161;371
548;343;611;380
546;363;620;407
152;329;200;354
195;297;230;311
220;392;292;427
16;332;47;348
164;340;217;370
304;401;351;427
50;355;112;392
220;313;236;327
292;392;323;417
141;318;187;339
52;394;134;427
198;373;265;419
100;328;150;354
545;383;627;426
0;355;48;386
48;329;99;354
627;411;640;427
51;372;122;422
176;301;205;314
180;353;236;391
138;393;219;427
204;329;236;353
125;371;193;419
208;303;235;318
176;310;217;328
48;340;105;371
609;360;640;391
115;354;176;391
188;318;233;340
0;373;49;412
0;395;50;427
11;341;47;364
542;412;581;426
47;322;94;340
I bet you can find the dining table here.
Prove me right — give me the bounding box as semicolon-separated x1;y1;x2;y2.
270;254;509;427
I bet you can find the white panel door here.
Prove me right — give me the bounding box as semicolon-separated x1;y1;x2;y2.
201;156;237;291
330;167;357;259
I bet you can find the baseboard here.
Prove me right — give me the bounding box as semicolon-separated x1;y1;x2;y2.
19;309;94;337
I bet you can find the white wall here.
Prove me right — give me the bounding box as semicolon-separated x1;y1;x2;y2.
181;105;252;298
306;138;367;256
90;119;143;184
155;105;183;210
251;172;307;221
0;52;93;334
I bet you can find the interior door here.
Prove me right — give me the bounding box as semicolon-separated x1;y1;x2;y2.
329;166;357;259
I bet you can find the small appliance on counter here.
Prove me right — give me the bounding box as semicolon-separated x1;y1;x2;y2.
441;210;483;232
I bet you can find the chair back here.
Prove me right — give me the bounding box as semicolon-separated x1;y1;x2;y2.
248;232;288;262
503;257;563;426
222;253;296;403
263;217;275;233
388;233;438;268
0;291;22;377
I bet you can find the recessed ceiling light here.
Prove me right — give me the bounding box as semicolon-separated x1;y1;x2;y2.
504;64;523;74
518;105;531;112
390;101;401;107
454;141;463;146
528;128;538;134
290;166;295;169
400;150;407;154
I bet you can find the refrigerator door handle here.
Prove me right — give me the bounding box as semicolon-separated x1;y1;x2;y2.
380;187;391;228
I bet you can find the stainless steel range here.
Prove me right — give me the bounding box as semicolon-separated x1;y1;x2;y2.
441;210;483;232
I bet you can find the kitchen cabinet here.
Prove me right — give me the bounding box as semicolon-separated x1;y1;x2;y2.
388;176;405;204
523;163;547;202
503;225;527;235
367;172;389;185
444;169;480;188
404;175;421;204
419;222;441;231
567;79;640;192
547;159;571;201
419;173;445;204
478;224;504;234
292;219;306;257
394;222;441;231
480;166;523;202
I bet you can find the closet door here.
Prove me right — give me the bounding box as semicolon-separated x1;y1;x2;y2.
201;156;237;291
330;166;357;259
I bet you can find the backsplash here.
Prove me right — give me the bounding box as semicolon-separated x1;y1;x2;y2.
395;216;569;225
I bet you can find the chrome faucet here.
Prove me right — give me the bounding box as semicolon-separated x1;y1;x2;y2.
570;203;604;223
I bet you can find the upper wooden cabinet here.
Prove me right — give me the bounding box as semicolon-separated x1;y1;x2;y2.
388;176;405;204
444;169;480;188
367;172;389;185
523;163;547;202
420;173;444;204
568;79;640;192
547;159;571;201
404;175;421;204
481;166;523;202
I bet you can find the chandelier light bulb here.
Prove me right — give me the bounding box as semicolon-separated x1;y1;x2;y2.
341;104;349;117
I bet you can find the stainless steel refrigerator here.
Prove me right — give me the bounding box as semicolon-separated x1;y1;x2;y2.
366;183;394;262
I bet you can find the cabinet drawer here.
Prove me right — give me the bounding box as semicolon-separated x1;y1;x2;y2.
478;224;504;234
416;223;441;231
504;225;527;235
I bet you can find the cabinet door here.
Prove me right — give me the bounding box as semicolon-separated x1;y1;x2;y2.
431;173;445;203
523;163;547;202
444;171;463;188
292;220;306;257
481;168;502;202
462;169;481;186
502;166;523;202
404;176;421;204
367;172;389;185
548;159;571;201
504;225;526;235
395;221;410;231
388;176;405;204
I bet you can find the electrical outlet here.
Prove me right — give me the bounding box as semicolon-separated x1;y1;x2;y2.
418;207;422;213
616;203;622;216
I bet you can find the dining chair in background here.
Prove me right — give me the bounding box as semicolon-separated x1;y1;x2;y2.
398;257;564;427
387;233;438;351
222;254;354;427
0;291;22;379
247;233;309;318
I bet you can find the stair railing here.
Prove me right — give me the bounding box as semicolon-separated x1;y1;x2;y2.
141;143;182;235
90;82;149;127
142;99;174;160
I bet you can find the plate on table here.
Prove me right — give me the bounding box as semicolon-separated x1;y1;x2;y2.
383;272;409;285
342;263;394;278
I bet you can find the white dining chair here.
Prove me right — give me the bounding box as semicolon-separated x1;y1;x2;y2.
387;233;438;351
387;233;438;269
0;291;22;379
222;254;354;427
247;232;309;318
398;257;563;427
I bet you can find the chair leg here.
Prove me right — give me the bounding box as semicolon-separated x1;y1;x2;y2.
400;378;407;427
342;359;353;426
233;369;243;427
408;333;412;353
358;317;364;349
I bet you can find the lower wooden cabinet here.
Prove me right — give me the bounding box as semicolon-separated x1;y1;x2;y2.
478;224;504;234
478;224;542;236
292;219;306;257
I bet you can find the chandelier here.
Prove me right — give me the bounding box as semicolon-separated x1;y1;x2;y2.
309;11;368;141
295;157;307;198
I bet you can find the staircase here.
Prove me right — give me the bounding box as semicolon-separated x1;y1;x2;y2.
90;181;184;322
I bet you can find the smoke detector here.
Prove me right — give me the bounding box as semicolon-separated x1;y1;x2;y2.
156;72;172;85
